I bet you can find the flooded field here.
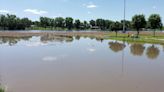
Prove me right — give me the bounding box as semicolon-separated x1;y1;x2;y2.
0;34;164;92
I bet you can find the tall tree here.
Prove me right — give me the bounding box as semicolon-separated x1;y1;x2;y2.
21;18;32;28
110;21;122;37
40;17;51;28
96;19;106;30
83;21;89;29
105;20;113;30
54;17;65;28
148;14;162;37
65;17;73;30
131;14;146;37
89;20;96;27
6;14;17;30
74;19;81;29
0;15;7;30
121;20;131;31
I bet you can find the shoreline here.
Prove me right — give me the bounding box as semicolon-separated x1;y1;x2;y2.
0;31;164;44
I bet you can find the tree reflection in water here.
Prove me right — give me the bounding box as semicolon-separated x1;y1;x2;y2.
0;36;32;46
130;44;145;56
75;35;81;40
40;34;74;43
109;41;126;52
146;45;160;60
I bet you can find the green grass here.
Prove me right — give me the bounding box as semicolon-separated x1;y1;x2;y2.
107;32;164;45
27;27;68;31
0;87;4;92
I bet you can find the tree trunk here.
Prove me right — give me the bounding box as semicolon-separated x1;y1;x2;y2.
137;29;139;38
153;29;156;37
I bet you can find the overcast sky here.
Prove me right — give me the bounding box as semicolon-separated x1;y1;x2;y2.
0;0;163;22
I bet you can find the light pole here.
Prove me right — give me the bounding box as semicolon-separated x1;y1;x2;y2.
123;0;126;33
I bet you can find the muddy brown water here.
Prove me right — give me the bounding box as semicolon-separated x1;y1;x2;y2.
0;35;164;92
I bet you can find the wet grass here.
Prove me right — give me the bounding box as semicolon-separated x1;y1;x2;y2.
108;32;164;45
0;87;4;92
0;31;164;44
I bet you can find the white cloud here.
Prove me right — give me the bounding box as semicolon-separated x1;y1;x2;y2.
42;54;68;62
42;56;57;61
24;9;48;15
83;2;97;9
87;48;96;52
26;42;48;47
87;4;97;8
0;10;16;14
0;10;10;13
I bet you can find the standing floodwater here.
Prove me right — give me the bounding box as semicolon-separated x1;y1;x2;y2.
0;35;164;92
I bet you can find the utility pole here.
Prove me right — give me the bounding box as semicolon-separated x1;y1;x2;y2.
123;0;126;33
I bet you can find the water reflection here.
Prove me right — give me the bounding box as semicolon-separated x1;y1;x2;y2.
0;35;162;60
75;35;81;40
130;44;145;56
146;45;160;60
40;34;74;43
0;36;32;46
108;41;126;52
0;35;164;92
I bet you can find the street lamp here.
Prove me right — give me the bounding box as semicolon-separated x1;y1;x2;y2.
123;0;126;33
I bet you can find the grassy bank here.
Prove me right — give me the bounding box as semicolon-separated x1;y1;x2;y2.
27;27;68;31
0;87;5;92
0;31;164;44
108;31;164;44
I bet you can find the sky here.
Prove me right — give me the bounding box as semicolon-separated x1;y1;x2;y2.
0;0;163;22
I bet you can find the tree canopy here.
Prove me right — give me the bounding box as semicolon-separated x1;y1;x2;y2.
148;14;162;36
0;14;163;32
131;14;146;37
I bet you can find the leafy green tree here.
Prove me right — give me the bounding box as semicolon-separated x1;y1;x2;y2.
40;17;52;28
131;14;146;37
65;17;73;30
21;18;32;29
89;20;96;27
96;19;106;30
105;20;113;30
74;19;81;29
110;21;122;37
33;21;40;27
148;14;162;37
15;18;24;30
83;21;90;29
6;14;17;30
121;20;131;31
0;15;7;30
54;17;65;28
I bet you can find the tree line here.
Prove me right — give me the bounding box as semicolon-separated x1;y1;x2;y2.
0;14;32;30
0;14;163;35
